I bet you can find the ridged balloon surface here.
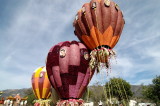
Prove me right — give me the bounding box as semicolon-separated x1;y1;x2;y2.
73;0;125;70
31;67;51;99
46;41;94;99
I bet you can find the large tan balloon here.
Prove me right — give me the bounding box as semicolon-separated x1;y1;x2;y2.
73;0;125;50
73;0;125;70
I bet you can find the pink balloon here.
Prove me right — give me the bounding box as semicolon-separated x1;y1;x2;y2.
46;41;94;99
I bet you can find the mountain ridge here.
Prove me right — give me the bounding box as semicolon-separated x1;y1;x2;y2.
0;85;144;98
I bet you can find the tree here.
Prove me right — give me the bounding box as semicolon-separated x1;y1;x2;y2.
142;75;160;105
105;77;133;104
81;88;94;102
89;83;107;106
81;82;107;105
91;86;105;104
24;88;36;106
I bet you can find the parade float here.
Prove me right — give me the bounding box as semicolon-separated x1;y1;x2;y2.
32;67;51;106
73;0;125;72
46;41;95;106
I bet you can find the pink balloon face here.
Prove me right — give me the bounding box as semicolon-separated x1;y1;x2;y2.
46;41;94;99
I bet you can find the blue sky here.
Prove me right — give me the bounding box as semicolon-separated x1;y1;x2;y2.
0;0;160;90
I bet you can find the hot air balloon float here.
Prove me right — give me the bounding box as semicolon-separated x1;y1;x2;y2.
31;67;51;106
30;0;125;105
73;0;125;72
46;41;95;105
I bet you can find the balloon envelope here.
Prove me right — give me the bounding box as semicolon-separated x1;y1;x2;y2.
31;67;51;99
73;0;125;70
46;41;94;99
73;0;125;50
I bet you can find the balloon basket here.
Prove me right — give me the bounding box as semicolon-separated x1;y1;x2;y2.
56;99;84;106
34;99;51;106
89;46;116;72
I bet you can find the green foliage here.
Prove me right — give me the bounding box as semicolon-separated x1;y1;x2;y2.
27;93;36;105
142;75;160;105
0;91;3;96
24;89;36;105
81;83;107;105
51;88;59;105
105;77;133;102
90;84;106;106
81;79;133;105
81;88;93;101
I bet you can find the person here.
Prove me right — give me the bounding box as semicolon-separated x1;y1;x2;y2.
9;100;13;106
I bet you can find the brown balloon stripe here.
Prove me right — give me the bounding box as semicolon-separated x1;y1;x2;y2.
101;0;111;32
81;3;92;35
110;1;118;33
91;0;103;33
113;10;123;36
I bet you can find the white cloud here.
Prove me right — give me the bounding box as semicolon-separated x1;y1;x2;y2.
0;0;160;90
0;0;88;90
